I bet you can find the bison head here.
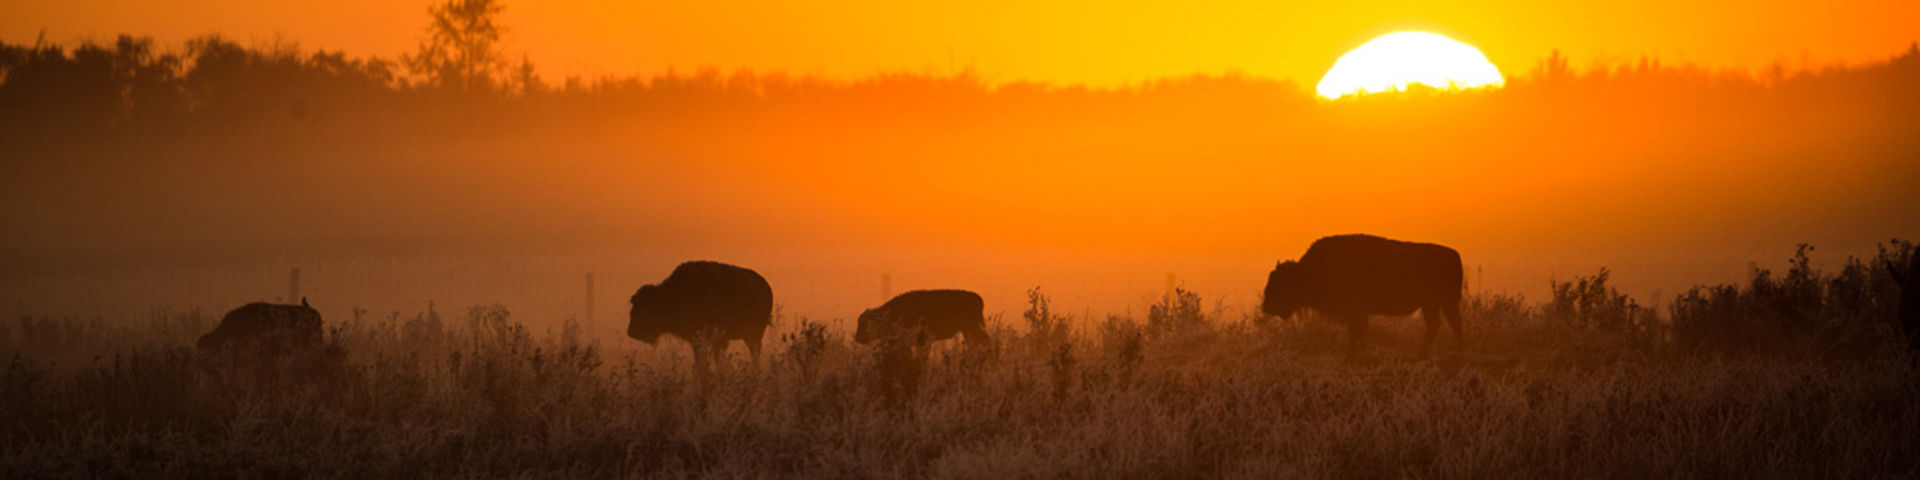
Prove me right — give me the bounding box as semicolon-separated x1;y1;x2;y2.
1262;260;1308;318
627;285;667;344
854;308;882;344
855;308;925;347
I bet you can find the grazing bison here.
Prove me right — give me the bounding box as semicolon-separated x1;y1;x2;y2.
198;298;324;352
1890;255;1920;351
1263;234;1464;359
855;289;993;350
629;261;774;370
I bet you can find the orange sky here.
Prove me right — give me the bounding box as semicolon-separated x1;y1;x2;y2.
4;1;1917;87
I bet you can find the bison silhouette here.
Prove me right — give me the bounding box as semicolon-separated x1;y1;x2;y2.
198;298;324;352
1889;256;1919;351
1263;234;1464;359
628;261;774;370
855;289;993;350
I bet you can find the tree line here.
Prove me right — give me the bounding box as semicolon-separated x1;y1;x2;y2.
5;18;1916;146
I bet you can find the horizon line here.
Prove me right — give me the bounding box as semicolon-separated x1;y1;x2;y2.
4;33;1917;91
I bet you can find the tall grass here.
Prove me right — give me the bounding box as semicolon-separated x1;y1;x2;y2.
3;244;1917;478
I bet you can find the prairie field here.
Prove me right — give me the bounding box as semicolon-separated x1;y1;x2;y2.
5;28;1920;480
5;246;1917;479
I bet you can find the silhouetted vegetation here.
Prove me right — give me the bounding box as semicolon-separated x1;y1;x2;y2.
4;245;1920;477
1548;269;1664;353
0;35;396;142
8;37;1914;143
1671;241;1912;357
404;0;509;92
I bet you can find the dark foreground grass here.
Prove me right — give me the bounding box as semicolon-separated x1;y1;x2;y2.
4;281;1919;479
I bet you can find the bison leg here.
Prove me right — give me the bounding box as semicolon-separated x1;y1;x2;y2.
1344;316;1369;359
745;326;766;365
691;342;713;377
689;328;728;377
1444;302;1465;350
713;337;735;368
1421;310;1443;359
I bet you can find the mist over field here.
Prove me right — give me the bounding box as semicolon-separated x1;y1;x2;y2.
4;37;1919;330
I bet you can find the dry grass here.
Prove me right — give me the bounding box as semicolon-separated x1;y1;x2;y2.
4;279;1919;479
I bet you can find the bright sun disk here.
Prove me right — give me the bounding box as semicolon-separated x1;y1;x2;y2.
1316;32;1505;99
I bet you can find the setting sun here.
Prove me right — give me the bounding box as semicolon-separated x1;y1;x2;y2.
1316;32;1505;99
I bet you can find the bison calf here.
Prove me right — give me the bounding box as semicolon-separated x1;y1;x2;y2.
198;298;324;352
628;261;774;371
855;289;993;351
1263;234;1464;359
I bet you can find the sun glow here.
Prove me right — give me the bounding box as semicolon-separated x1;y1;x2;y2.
1316;32;1505;99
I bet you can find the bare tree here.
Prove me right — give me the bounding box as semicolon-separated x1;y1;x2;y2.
404;0;507;91
510;54;542;97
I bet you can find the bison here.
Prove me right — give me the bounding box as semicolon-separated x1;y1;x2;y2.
1890;255;1919;352
1263;234;1464;359
628;261;774;371
855;289;993;350
198;298;324;352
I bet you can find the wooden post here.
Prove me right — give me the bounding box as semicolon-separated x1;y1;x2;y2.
881;273;892;301
584;272;596;334
289;267;301;304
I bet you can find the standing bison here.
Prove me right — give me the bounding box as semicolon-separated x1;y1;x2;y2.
628;261;774;371
855;289;993;350
1263;234;1464;359
198;298;324;352
1889;255;1920;352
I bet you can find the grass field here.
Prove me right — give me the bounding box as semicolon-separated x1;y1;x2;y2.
4;250;1918;478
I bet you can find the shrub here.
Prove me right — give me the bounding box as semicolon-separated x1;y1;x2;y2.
1670;242;1909;358
1146;287;1208;339
1098;314;1145;373
1462;291;1533;329
1023;287;1071;355
780;317;833;380
1547;268;1640;331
